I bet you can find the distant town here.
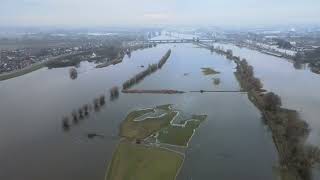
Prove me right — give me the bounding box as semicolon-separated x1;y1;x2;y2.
1;26;320;75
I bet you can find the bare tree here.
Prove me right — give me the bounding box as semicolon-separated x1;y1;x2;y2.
263;92;282;111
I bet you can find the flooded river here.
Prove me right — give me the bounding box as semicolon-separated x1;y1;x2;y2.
216;43;320;146
2;42;315;180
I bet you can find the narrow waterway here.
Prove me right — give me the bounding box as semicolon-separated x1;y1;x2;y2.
0;43;278;180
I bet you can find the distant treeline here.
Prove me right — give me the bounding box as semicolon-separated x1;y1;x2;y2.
46;51;92;68
122;49;171;90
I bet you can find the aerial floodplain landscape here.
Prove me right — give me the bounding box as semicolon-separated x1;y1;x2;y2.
1;1;320;180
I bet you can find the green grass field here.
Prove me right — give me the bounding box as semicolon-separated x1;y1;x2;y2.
156;104;172;111
124;108;156;122
106;141;183;180
157;115;207;146
120;110;177;140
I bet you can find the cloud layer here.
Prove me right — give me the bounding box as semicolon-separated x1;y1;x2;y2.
1;0;319;27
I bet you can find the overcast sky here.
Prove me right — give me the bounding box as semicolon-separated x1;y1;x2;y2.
1;0;320;27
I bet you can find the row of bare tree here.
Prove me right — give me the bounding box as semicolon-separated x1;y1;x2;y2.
122;49;171;90
62;87;120;131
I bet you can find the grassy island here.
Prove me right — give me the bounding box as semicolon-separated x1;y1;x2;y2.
106;104;207;180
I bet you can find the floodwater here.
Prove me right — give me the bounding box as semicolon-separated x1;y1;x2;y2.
1;43;281;180
215;43;320;146
213;42;320;178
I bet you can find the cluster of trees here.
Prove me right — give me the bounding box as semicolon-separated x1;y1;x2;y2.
46;56;82;69
237;59;263;91
48;45;127;69
294;48;320;74
122;64;158;90
271;108;320;180
110;86;119;101
95;46;122;60
304;48;320;73
158;49;171;69
46;51;92;69
237;59;283;111
62;95;105;131
122;49;171;90
69;68;78;80
263;92;282;111
213;78;221;85
208;46;241;61
272;109;319;180
274;38;293;49
209;45;226;55
226;49;233;59
93;95;106;112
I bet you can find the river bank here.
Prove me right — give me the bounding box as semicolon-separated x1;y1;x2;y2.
0;42;155;81
0;51;89;81
232;41;320;76
0;60;46;81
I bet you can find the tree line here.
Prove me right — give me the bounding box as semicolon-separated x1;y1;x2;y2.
122;49;171;90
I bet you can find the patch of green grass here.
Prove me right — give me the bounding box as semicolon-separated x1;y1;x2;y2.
158;115;207;146
201;67;220;76
106;141;183;180
120;109;177;140
125;108;156;122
